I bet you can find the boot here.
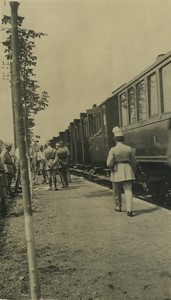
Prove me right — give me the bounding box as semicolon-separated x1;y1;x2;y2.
48;177;52;190
53;177;58;191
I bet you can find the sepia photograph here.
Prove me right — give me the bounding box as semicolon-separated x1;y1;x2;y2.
0;0;171;299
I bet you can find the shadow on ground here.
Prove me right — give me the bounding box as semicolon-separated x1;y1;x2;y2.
133;206;161;216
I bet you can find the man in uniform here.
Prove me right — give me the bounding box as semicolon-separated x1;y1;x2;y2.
44;141;58;191
1;143;15;198
107;127;137;217
56;141;70;188
37;145;47;183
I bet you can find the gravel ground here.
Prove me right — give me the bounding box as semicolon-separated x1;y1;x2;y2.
0;175;171;300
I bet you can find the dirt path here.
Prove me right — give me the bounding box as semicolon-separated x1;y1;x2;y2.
0;176;171;299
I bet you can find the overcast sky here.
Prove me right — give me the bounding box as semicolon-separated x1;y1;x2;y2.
1;0;171;144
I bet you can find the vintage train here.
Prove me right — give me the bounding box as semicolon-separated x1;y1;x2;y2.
50;51;171;202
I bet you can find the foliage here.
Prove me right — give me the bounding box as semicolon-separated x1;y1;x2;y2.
0;140;4;153
1;15;49;143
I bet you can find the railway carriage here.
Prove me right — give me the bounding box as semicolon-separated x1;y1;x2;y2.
86;52;171;198
68;119;83;164
117;53;171;184
88;53;171;162
50;51;171;202
86;93;120;167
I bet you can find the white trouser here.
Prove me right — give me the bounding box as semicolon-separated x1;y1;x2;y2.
112;180;133;212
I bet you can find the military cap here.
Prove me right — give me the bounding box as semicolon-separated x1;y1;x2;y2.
5;143;12;148
112;127;123;137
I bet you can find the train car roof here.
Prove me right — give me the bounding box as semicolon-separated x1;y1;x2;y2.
80;112;87;117
98;50;171;107
99;83;126;106
74;118;80;122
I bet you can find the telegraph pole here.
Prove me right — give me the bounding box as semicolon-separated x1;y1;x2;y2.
10;2;40;299
10;62;17;149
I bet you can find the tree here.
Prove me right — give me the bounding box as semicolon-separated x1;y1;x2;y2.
1;15;49;144
9;4;41;298
0;140;4;153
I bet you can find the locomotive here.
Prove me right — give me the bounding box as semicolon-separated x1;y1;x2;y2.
52;51;171;202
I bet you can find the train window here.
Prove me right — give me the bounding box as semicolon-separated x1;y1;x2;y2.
95;113;101;133
102;110;107;135
88;113;102;136
120;92;128;126
136;80;147;121
161;63;171;113
88;115;93;136
128;88;136;124
148;73;158;117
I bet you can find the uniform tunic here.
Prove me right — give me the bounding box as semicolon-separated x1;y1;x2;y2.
107;141;137;212
107;142;137;182
57;146;70;188
0;148;15;196
44;146;58;170
1;149;14;174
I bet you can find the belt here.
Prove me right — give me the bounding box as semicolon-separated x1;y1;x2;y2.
116;160;130;164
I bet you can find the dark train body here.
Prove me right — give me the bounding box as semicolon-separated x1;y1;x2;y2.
68;118;86;164
87;95;119;166
80;113;91;166
52;51;171;199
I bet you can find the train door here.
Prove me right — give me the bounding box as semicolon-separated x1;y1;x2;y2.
80;114;91;165
101;105;111;158
73;119;82;163
87;107;107;166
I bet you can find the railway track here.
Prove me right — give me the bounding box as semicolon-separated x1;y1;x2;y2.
70;168;171;210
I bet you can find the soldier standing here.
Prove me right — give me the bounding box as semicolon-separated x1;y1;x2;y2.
44;141;58;191
37;145;47;183
1;143;15;198
57;141;70;188
107;127;137;217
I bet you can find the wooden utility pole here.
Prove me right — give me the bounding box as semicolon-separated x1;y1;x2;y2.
10;2;40;299
10;62;17;149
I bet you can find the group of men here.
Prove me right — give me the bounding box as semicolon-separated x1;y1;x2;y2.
30;130;137;217
43;129;137;216
0;139;70;216
37;141;70;191
0;127;137;217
